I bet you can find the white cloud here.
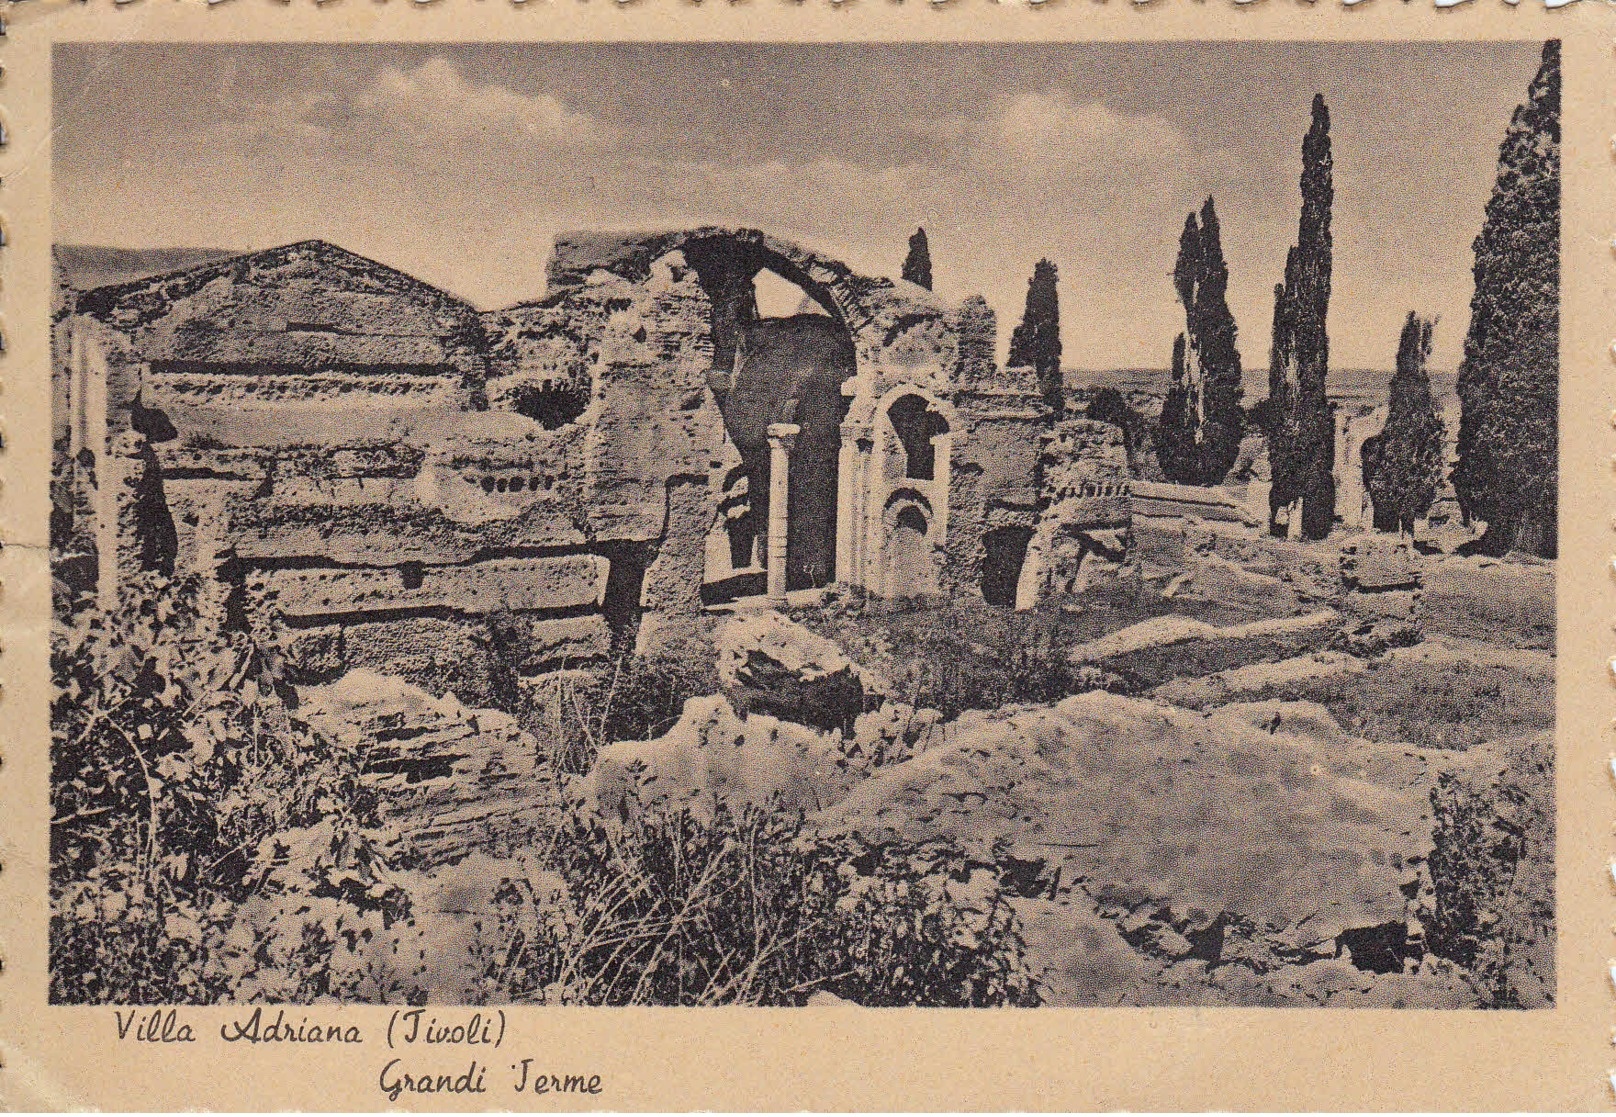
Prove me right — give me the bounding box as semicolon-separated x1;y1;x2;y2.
993;94;1190;168
906;93;1193;187
52;50;1503;372
350;57;607;149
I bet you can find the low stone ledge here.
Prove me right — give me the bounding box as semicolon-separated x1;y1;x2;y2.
264;554;610;618
1070;609;1342;691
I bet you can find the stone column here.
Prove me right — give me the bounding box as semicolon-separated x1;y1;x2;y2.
766;423;799;604
932;429;952;545
99;431;149;616
837;421;871;590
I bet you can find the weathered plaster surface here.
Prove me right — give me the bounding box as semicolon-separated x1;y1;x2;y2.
59;227;1136;695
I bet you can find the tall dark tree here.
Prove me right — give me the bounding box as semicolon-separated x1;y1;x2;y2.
901;227;933;290
1267;94;1337;540
1087;386;1145;470
1453;40;1559;558
1155;197;1244;485
1363;313;1446;534
1009;258;1063;414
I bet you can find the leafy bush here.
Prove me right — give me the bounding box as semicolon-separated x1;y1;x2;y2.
793;583;1261;721
208;802;1039;1007
52;581;1031;1007
792;596;1091;721
1427;733;1554;1007
50;572;385;1003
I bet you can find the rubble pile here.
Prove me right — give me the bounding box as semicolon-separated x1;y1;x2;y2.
299;670;555;867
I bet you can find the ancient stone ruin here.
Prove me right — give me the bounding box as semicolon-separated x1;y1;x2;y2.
53;229;1132;701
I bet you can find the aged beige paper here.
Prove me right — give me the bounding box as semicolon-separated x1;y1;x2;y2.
0;0;1607;1109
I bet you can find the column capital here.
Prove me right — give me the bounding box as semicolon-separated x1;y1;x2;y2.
766;422;801;448
839;421;873;446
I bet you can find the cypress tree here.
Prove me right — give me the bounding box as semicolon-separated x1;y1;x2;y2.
1009;258;1063;414
1363;312;1446;534
902;227;933;290
1088;386;1145;470
1267;94;1336;540
1453;40;1559;558
1156;197;1244;485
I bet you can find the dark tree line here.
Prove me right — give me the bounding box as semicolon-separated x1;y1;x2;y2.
1155;197;1244;485
1267;94;1337;540
1453;40;1559;558
1363;313;1445;535
905;43;1559;563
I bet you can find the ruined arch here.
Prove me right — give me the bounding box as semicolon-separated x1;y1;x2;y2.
641;235;860;595
752;268;831;320
868;383;958;436
547;228;876;371
885;393;951;481
544;228;958;602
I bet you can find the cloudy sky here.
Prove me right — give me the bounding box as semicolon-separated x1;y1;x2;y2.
53;41;1543;372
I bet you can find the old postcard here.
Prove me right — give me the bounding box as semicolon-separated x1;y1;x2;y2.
0;0;1607;1109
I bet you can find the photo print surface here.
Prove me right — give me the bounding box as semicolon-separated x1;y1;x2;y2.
49;39;1557;1009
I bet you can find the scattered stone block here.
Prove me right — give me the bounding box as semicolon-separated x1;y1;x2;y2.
1069;609;1341;691
299;670;553;867
716;610;892;733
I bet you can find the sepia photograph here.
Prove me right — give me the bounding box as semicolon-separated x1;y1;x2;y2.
48;39;1557;1010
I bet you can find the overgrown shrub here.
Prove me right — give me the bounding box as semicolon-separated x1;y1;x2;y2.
1427;733;1554;1007
490;801;1040;1006
792;596;1094;720
794;582;1273;721
510;640;721;774
50;572;386;1003
53;582;1031;1007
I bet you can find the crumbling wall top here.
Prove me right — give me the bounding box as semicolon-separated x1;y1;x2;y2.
74;240;484;374
544;227;953;381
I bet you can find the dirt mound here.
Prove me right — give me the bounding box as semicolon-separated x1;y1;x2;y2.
817;690;1496;1005
1153;650;1365;709
577;694;940;821
1069;609;1340;690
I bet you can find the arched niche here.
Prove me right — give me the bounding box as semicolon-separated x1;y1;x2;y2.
981;526;1034;608
885;393;951;481
882;490;937;599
